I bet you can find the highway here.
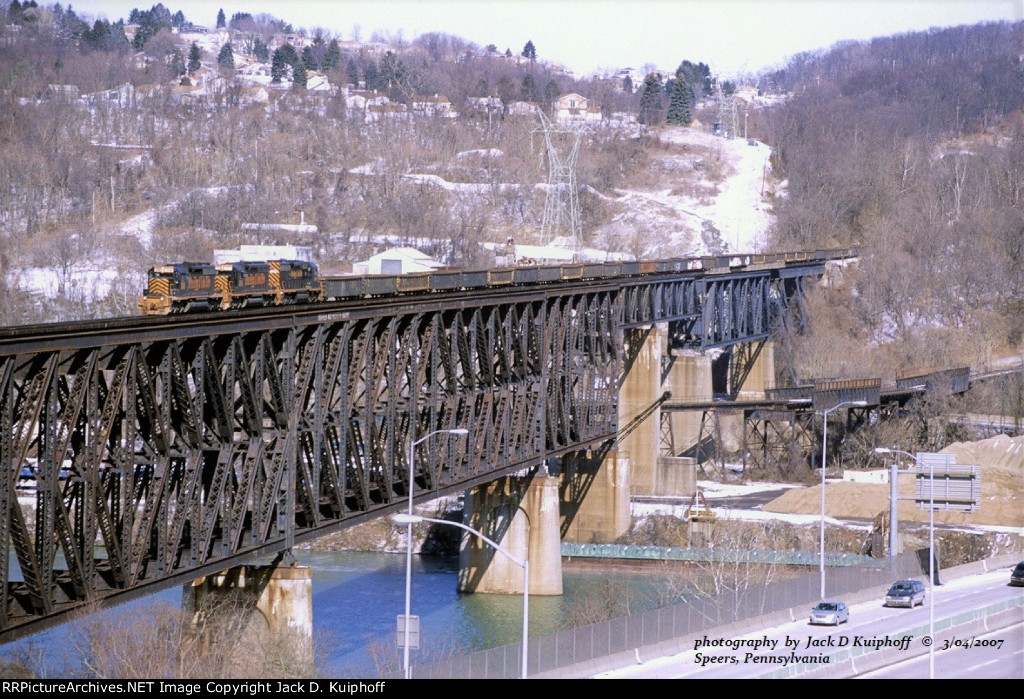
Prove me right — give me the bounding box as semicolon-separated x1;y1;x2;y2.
592;567;1023;679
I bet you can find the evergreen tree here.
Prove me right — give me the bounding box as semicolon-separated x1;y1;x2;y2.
666;74;692;125
7;1;23;25
277;42;299;67
363;59;380;90
622;75;633;94
637;72;664;125
271;47;289;82
302;45;318;71
170;49;185;77
520;73;536;101
217;42;234;70
216;8;225;28
323;39;342;71
677;60;713;98
346;57;359;87
229;12;252;29
131;4;172;49
82;19;126;52
521;40;536;61
187;42;202;73
292;61;307;89
543;79;561;102
253;38;269;63
379;51;407;96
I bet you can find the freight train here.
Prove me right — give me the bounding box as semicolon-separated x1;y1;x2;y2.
137;248;857;315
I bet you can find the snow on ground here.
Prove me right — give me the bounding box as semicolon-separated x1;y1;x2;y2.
603;126;776;257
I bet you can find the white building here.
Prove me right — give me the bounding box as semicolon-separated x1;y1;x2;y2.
214;244;315;264
352;247;444;275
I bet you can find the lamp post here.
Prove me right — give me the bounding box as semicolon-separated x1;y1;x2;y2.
818;400;867;599
874;447;935;679
394;512;530;679
401;428;468;679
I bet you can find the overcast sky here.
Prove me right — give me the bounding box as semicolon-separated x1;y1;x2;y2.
68;0;1024;78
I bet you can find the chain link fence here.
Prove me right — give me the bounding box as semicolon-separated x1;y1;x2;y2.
416;551;924;679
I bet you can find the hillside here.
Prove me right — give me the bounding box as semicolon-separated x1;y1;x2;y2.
764;434;1024;529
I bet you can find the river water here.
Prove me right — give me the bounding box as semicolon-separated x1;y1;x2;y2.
1;550;674;679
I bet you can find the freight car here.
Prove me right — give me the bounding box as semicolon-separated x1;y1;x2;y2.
138;259;321;314
138;248;858;315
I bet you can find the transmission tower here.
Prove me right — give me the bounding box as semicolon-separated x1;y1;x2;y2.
716;85;739;138
534;109;588;252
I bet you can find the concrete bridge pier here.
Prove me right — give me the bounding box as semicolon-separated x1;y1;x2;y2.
459;475;563;595
663;341;776;470
622;325;664;496
561;449;631;544
184;561;313;675
663;349;713;458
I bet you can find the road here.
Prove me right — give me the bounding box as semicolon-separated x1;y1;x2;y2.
855;622;1024;679
593;568;1023;679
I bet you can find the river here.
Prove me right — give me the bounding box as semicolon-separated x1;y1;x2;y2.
0;550;676;679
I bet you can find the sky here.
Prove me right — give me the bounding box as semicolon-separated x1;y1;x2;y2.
66;0;1023;78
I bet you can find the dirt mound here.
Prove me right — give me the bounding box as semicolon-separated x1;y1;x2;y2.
764;435;1024;529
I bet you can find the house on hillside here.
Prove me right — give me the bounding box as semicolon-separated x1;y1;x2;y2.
553;92;587;118
552;92;603;124
346;89;390;117
551;92;605;123
40;84;80;102
239;85;269;105
465;96;504;123
83;83;135;107
410;94;458;118
506;101;537;117
365;102;409;123
305;73;331;92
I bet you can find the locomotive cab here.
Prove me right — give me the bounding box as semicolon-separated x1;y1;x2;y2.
215;261;272;309
138;262;218;315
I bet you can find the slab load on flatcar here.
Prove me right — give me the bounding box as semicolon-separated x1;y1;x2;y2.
138;259;322;314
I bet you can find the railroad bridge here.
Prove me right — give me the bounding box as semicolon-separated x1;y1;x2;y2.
0;249;850;642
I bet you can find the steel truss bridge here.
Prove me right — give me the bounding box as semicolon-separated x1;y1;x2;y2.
0;251;844;641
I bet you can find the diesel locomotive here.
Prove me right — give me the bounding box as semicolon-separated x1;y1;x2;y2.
138;259;322;314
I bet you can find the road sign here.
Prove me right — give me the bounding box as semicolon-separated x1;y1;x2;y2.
397;614;420;649
915;452;982;512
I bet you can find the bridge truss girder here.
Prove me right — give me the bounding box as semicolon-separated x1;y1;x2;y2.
0;261;822;640
624;272;797;351
0;290;625;640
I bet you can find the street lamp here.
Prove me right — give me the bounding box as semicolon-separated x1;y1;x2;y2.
401;428;468;679
874;446;935;679
819;400;867;599
394;512;530;679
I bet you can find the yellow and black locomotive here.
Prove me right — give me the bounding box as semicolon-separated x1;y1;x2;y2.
138;259;322;314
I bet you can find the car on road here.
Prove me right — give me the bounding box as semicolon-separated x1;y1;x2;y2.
1010;561;1024;587
809;600;849;625
885;579;926;607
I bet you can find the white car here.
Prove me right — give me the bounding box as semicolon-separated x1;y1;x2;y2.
809;600;849;625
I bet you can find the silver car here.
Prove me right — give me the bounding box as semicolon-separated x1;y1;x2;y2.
809;600;849;626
